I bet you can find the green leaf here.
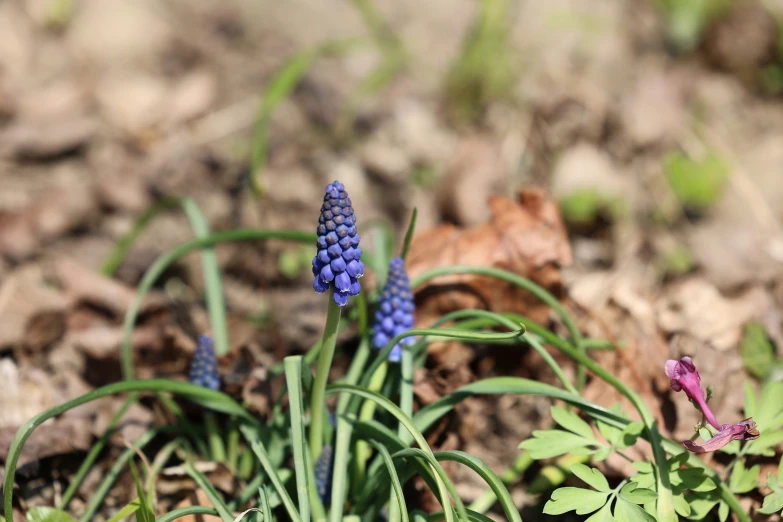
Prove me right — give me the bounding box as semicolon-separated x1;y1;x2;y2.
630;471;656;490
571;464;610;492
672;493;691;517
746;430;783;456
717;500;729;522
284;357;311;522
25;508;77;522
543;487;609;515
619;483;657;505
519;430;596;459
584;503;614;522
128;460;155;522
105;498;142;522
756;382;783;431
740;322;775;380
614;498;656;522
729;461;760;494
759;489;783;515
592;446;612;462
619;422;644;448
673;467;716;492
683;491;721;520
743;380;757;418
551;406;595;439
663;151;728;211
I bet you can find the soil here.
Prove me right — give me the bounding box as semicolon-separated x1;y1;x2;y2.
1;0;783;520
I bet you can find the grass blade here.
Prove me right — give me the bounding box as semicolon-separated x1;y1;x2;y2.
156;507;219;522
328;413;354;522
184;462;234;522
285;357;311;522
400;208;417;260
59;392;139;509
99;197;180;276
434;451;521;522
181;198;229;355
240;424;303;522
368;441;408;522
78;429;158;522
105;498;142;522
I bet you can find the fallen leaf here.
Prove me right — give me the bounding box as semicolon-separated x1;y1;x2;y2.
0;264;67;351
408;188;572;329
656;278;772;351
0;118;95;160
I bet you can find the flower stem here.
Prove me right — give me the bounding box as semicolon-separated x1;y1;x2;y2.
309;290;343;461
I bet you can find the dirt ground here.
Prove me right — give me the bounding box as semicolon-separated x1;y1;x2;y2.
1;0;783;519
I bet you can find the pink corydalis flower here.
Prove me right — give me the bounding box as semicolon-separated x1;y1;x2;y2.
664;356;720;430
683;418;760;453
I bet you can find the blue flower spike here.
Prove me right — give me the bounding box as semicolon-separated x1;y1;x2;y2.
189;335;220;390
372;257;415;363
312;180;363;307
315;443;334;504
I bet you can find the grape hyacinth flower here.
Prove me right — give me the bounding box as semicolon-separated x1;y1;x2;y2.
372;257;415;363
312;181;363;307
314;443;333;504
189;335;220;390
664;356;719;430
682;418;759;453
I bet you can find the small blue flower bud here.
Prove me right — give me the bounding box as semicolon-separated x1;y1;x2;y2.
312;181;362;306
372;258;415;363
189;335;220;390
315;443;334;504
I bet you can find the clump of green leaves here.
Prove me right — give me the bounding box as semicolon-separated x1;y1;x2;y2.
663;151;729;213
655;244;695;278
544;463;657;520
657;0;731;54
558;189;624;226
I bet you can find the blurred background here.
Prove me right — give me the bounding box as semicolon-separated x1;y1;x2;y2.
2;0;783;518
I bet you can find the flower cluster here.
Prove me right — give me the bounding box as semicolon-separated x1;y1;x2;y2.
315;443;334;504
312;181;363;307
189;335;220;390
666;356;759;452
372;257;415;363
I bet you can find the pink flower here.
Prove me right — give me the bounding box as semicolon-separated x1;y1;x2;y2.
665;356;720;429
683;418;760;453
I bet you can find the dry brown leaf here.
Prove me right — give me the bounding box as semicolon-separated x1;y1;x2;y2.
0;264;67;351
407;188;572;329
656;278;771;351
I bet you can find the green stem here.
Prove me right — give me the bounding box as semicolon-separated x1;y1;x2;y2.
309;290;343;461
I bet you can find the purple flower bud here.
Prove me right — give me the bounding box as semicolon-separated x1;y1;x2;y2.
683;418;759;453
320;264;335;283
664;356;719;429
346;260;363;278
335;271;351;292
190;335;220;390
314;277;330;293
372;257;415;363
312;181;361;306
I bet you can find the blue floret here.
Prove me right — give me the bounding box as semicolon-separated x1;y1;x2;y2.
189;335;220;390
